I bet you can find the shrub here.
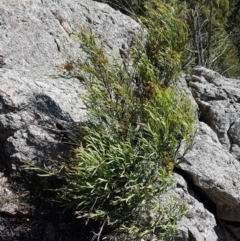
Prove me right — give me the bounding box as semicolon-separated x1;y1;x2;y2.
23;1;196;240
56;2;197;240
140;1;188;86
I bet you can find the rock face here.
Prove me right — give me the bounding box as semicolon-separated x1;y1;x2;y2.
181;122;240;222
1;0;240;240
188;66;240;151
0;0;141;239
177;66;240;240
0;0;140;173
172;173;220;241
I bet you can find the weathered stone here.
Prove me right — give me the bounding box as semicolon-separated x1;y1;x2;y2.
0;172;30;218
179;122;240;222
182;67;240;239
173;174;220;241
192;66;226;87
226;224;240;240
1;0;240;240
231;144;240;160
188;66;240;150
229;121;240;146
0;0;141;173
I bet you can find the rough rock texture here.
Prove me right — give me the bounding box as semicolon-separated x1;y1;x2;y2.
187;66;240;151
0;0;142;239
1;0;240;240
0;0;141;173
172;174;220;241
178;66;240;240
180;122;240;222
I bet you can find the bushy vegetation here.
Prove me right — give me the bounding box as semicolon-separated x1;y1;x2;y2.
20;0;240;239
180;0;240;76
54;1;197;240
97;0;240;77
23;1;197;240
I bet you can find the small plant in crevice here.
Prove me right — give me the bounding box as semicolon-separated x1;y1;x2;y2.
54;2;197;240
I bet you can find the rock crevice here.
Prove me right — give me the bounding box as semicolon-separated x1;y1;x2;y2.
177;67;240;240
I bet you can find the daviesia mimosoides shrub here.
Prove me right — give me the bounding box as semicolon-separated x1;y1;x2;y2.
58;1;197;240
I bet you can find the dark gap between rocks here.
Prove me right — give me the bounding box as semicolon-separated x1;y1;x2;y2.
227;123;234;153
174;167;240;239
174;167;217;220
0;132;14;175
198;103;214;130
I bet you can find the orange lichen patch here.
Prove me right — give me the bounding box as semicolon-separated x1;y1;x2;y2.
60;61;75;72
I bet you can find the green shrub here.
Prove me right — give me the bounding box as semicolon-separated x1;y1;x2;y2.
23;1;196;240
56;2;197;240
140;1;188;86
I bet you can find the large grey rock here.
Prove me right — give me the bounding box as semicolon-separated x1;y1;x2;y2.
229;121;240;147
0;0;141;173
179;122;240;222
187;66;240;152
172;174;220;241
179;67;240;240
0;0;140;71
1;0;239;240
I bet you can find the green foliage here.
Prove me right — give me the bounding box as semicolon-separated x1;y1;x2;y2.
175;0;240;76
96;0;240;77
22;1;196;240
226;1;240;76
57;2;197;240
140;1;188;85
